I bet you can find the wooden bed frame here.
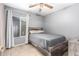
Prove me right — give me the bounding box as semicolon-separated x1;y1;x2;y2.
30;40;68;56
28;27;68;56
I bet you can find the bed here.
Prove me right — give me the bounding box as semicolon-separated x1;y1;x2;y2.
29;27;68;56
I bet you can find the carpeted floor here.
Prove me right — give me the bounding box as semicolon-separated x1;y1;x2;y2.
2;44;43;56
2;44;68;56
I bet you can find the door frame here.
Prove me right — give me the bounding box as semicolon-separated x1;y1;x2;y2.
12;16;27;47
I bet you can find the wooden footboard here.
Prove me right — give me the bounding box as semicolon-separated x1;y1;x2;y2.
48;40;68;56
30;40;68;56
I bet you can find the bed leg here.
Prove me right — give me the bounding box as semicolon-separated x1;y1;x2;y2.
48;47;53;56
48;52;51;56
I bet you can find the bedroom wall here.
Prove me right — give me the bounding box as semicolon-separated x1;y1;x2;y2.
43;4;79;40
0;4;5;48
29;14;44;28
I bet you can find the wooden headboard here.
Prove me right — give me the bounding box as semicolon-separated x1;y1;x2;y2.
29;27;43;30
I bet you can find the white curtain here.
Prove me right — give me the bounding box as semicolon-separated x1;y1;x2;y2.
6;9;14;48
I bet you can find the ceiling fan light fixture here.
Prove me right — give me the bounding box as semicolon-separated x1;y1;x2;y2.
29;3;53;13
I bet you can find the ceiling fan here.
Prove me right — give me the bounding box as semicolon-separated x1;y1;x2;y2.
29;3;53;12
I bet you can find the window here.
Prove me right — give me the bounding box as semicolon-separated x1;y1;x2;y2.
13;16;26;37
21;20;26;36
13;16;20;37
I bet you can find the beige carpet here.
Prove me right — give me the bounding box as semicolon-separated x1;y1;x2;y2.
2;44;43;56
2;44;68;56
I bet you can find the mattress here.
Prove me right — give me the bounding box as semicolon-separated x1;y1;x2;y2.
29;33;66;50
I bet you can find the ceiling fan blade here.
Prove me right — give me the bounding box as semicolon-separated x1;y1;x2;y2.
29;4;39;8
44;4;53;9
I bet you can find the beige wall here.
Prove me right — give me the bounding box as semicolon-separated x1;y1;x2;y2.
0;4;5;48
29;14;44;28
44;4;79;40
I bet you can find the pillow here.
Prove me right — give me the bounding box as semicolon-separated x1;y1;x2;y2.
30;30;44;34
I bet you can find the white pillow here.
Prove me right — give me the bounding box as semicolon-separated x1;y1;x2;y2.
30;30;44;34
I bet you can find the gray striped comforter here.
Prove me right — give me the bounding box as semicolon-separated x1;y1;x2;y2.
29;33;66;50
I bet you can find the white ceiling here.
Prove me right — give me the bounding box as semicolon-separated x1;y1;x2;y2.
4;3;74;16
